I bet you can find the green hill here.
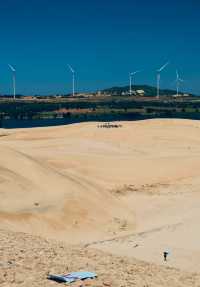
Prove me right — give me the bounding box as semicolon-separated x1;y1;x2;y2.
102;85;186;97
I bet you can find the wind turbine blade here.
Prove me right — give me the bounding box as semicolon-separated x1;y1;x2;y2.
68;64;74;73
158;62;169;72
133;70;141;75
8;64;15;72
176;70;179;79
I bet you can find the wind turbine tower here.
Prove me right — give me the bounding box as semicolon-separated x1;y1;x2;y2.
68;64;75;97
129;72;133;96
129;70;141;96
8;64;16;99
176;70;184;97
156;62;169;99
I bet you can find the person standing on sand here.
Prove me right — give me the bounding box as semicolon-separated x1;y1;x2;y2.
163;251;169;261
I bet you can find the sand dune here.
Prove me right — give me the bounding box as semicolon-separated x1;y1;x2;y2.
1;119;200;274
1;228;200;287
0;126;136;243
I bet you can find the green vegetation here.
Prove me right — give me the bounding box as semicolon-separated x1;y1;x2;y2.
0;86;199;128
102;85;193;97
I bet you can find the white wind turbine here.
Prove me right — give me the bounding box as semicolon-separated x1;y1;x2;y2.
8;64;16;99
156;62;169;99
129;70;141;96
175;70;184;97
68;64;75;97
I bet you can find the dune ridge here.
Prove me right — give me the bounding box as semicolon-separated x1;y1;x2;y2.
1;119;200;277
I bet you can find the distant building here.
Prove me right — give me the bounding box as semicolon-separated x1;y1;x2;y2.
172;93;189;98
22;96;35;100
136;90;145;96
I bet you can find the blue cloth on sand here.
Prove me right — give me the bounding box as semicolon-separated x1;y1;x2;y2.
48;271;97;283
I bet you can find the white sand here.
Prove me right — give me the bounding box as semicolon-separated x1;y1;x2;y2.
1;119;200;273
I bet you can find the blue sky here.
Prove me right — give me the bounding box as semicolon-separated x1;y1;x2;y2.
0;0;199;95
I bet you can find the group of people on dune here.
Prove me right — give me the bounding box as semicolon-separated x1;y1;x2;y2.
97;123;122;128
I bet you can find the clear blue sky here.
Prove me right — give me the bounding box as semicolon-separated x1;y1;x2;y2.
0;0;199;95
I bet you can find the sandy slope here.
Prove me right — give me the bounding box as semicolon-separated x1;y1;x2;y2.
0;144;133;243
1;229;200;287
1;119;200;273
